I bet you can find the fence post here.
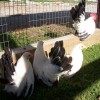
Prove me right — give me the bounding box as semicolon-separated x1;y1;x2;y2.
97;0;100;28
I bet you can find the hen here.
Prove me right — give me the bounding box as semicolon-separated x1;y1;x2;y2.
33;40;72;86
0;49;34;98
70;0;97;41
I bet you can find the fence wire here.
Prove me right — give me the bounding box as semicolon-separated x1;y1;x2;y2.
0;1;9;51
0;0;98;51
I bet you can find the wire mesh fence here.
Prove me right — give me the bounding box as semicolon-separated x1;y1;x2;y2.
0;0;98;51
0;1;9;51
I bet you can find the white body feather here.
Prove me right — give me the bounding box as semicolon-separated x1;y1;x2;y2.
66;44;83;78
4;52;34;97
33;41;65;86
73;16;96;38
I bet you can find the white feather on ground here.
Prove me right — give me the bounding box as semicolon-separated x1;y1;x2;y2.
65;43;84;78
4;52;34;98
33;41;71;87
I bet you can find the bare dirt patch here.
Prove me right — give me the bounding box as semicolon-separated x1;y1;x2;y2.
12;24;74;38
27;24;73;36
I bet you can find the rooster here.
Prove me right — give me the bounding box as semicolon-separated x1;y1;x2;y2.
0;49;34;98
70;0;97;41
33;40;72;86
64;43;84;78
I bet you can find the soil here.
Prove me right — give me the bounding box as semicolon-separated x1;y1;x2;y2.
27;24;74;36
12;24;74;38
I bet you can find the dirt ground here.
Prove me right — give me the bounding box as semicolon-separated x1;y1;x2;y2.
12;24;74;38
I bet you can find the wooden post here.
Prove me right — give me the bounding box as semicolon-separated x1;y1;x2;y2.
97;0;100;28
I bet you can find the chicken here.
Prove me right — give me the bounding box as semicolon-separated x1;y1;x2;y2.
65;44;84;78
0;49;34;98
70;0;97;41
33;40;72;86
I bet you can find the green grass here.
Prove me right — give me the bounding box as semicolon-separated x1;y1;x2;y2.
0;32;62;50
0;43;100;100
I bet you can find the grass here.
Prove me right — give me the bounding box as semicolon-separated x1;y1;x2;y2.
0;31;63;51
8;32;61;47
0;43;100;100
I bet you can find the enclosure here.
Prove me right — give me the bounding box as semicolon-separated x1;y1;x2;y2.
0;0;100;50
0;0;100;100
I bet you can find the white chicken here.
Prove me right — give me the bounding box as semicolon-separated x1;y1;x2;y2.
70;0;97;41
65;43;84;78
2;50;34;98
33;41;72;86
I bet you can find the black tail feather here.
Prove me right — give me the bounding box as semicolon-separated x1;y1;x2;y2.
49;41;73;72
61;56;73;71
0;47;15;84
51;56;62;66
70;0;85;21
49;40;65;66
